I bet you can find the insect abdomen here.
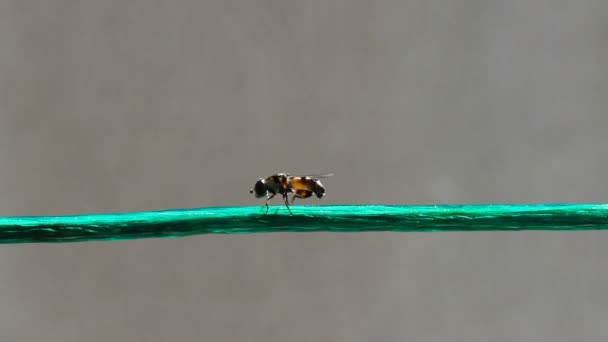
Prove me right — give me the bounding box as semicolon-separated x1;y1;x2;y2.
288;177;315;191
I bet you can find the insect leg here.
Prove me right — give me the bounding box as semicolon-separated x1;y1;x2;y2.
265;193;276;213
282;193;293;215
291;189;313;204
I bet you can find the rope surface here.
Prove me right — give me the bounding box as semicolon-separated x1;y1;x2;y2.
1;204;607;243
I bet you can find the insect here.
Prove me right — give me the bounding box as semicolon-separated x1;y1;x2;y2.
249;173;333;214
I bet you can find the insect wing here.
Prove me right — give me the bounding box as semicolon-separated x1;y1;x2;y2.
300;173;334;179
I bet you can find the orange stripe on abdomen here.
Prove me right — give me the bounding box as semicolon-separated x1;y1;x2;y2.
289;177;315;191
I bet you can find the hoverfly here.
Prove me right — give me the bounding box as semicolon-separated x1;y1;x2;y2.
249;173;333;214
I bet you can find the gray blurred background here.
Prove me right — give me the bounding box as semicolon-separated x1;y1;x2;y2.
0;0;607;341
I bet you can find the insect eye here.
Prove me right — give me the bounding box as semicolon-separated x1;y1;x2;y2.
253;180;268;198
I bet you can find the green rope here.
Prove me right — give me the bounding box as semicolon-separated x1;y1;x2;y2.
1;204;607;244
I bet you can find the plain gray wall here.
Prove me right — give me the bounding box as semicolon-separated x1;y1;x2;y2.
1;0;607;341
